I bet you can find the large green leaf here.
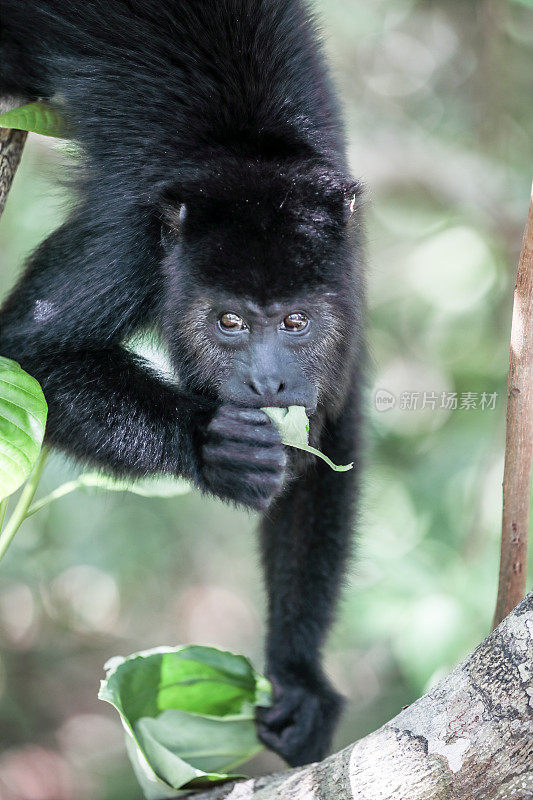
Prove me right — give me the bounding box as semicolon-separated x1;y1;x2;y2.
262;405;353;472
0;357;47;500
99;645;271;799
0;101;68;138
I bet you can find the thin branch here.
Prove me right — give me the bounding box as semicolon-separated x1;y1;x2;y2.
493;183;533;628
0;96;28;218
0;448;48;563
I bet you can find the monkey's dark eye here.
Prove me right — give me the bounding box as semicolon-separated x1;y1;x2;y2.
281;312;309;332
218;312;247;332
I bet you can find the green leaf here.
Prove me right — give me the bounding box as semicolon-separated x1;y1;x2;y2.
135;710;258;782
0;357;48;500
99;645;272;799
76;472;192;497
263;405;309;448
0;101;68;138
262;405;353;472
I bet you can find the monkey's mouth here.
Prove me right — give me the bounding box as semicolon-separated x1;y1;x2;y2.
219;393;317;416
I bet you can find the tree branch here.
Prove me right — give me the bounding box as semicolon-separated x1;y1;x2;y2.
493;183;533;628
0;97;28;218
187;592;533;800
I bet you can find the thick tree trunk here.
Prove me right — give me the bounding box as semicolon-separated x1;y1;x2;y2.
0;97;28;217
189;592;533;800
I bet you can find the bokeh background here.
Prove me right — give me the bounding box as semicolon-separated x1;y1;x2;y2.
1;1;532;798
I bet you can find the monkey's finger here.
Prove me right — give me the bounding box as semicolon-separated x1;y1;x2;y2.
203;467;285;497
237;471;286;510
203;442;286;470
257;700;320;765
256;687;303;730
203;467;284;510
215;406;271;425
207;416;281;446
256;723;298;759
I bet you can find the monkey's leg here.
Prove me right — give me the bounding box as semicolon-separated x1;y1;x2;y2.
257;387;361;767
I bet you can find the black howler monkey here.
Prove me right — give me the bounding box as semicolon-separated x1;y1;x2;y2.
0;0;364;767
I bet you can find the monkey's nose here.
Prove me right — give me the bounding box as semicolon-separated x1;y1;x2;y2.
248;377;285;398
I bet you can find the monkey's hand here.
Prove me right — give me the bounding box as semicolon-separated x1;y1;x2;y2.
201;406;287;510
256;672;344;767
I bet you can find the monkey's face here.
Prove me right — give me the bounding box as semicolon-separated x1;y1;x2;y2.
163;277;358;415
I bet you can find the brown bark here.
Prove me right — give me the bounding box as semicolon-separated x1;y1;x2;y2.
187;592;533;800
493;185;533;628
0;97;28;218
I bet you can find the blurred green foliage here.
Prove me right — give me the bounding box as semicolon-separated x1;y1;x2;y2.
0;1;532;798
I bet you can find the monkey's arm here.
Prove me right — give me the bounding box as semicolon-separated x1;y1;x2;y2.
257;386;361;767
0;214;212;480
16;346;211;478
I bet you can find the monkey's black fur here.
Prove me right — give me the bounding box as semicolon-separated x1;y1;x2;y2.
0;0;365;767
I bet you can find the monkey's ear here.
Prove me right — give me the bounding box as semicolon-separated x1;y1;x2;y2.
343;180;362;222
163;202;187;233
312;170;361;223
160;203;187;250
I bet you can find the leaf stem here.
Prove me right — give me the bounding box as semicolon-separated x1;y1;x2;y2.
0;498;7;531
302;444;354;472
26;478;85;517
290;443;354;472
0;446;49;563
